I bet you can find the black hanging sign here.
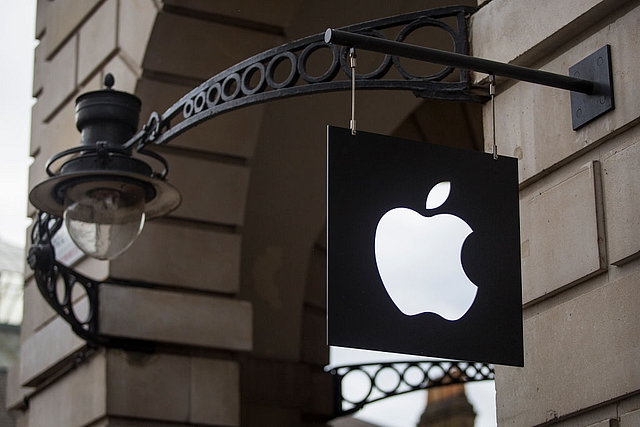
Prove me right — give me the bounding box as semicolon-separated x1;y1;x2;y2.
327;126;523;367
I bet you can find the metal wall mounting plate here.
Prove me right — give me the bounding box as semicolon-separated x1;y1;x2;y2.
570;45;614;130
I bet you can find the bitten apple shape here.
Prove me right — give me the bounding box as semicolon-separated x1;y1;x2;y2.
374;181;478;321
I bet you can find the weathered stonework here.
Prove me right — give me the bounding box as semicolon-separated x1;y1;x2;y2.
16;1;640;426
476;0;640;425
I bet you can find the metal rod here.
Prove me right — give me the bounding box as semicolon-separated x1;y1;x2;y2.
325;29;595;95
350;48;357;135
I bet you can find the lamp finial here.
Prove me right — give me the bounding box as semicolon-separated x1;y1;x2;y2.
104;73;115;89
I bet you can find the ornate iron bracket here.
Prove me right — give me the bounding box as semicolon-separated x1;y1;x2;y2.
328;360;494;417
29;5;483;348
28;212;155;351
124;5;481;150
325;29;614;129
29;4;615;354
28;213;104;347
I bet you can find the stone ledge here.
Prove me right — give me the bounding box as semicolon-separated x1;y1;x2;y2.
110;221;241;294
6;363;33;411
99;284;252;351
19;305;87;387
25;349;107;427
106;351;240;426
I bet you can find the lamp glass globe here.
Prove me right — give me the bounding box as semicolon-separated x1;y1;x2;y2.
63;181;146;260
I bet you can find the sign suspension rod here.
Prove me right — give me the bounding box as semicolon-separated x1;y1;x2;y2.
325;29;595;95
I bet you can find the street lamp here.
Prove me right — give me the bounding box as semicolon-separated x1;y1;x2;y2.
28;74;181;260
26;5;489;347
23;5;616;415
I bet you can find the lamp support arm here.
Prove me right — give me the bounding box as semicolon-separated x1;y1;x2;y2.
122;6;482;150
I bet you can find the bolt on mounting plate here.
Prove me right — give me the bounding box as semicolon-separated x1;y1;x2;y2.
570;45;614;130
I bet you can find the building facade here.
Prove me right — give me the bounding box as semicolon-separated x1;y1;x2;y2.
9;0;640;426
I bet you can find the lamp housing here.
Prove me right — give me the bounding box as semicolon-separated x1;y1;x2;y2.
29;75;181;260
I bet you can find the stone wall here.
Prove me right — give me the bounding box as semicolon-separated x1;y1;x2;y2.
472;0;640;425
15;0;640;426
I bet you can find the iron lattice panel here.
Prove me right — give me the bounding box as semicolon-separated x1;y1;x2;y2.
328;360;494;417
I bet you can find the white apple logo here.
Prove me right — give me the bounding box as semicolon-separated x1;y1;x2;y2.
374;181;478;321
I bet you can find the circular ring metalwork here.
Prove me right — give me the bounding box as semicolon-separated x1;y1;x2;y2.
328;360;494;417
206;83;221;109
193;90;207;113
401;364;426;387
144;111;162;143
341;369;374;405
70;282;92;324
241;62;267;95
373;365;402;394
28;212;158;351
298;42;340;83
30;213;101;338
124;6;482;150
266;51;299;89
339;30;393;80
427;363;446;381
55;273;70;307
393;18;457;81
221;73;242;101
183;98;194;118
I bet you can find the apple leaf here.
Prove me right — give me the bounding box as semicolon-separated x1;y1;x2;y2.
426;181;451;209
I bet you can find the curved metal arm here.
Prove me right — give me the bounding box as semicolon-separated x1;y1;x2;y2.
124;5;481;150
30;5;480;348
327;359;494;417
28;213;104;346
28;212;156;351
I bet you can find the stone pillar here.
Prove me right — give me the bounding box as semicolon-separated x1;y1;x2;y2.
472;0;640;425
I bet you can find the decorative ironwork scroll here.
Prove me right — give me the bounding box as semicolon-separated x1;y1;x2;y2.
328;360;495;417
124;5;480;150
28;212;104;346
29;5;481;351
28;213;156;351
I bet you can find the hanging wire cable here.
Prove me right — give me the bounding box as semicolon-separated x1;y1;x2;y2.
490;74;498;160
349;47;357;135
